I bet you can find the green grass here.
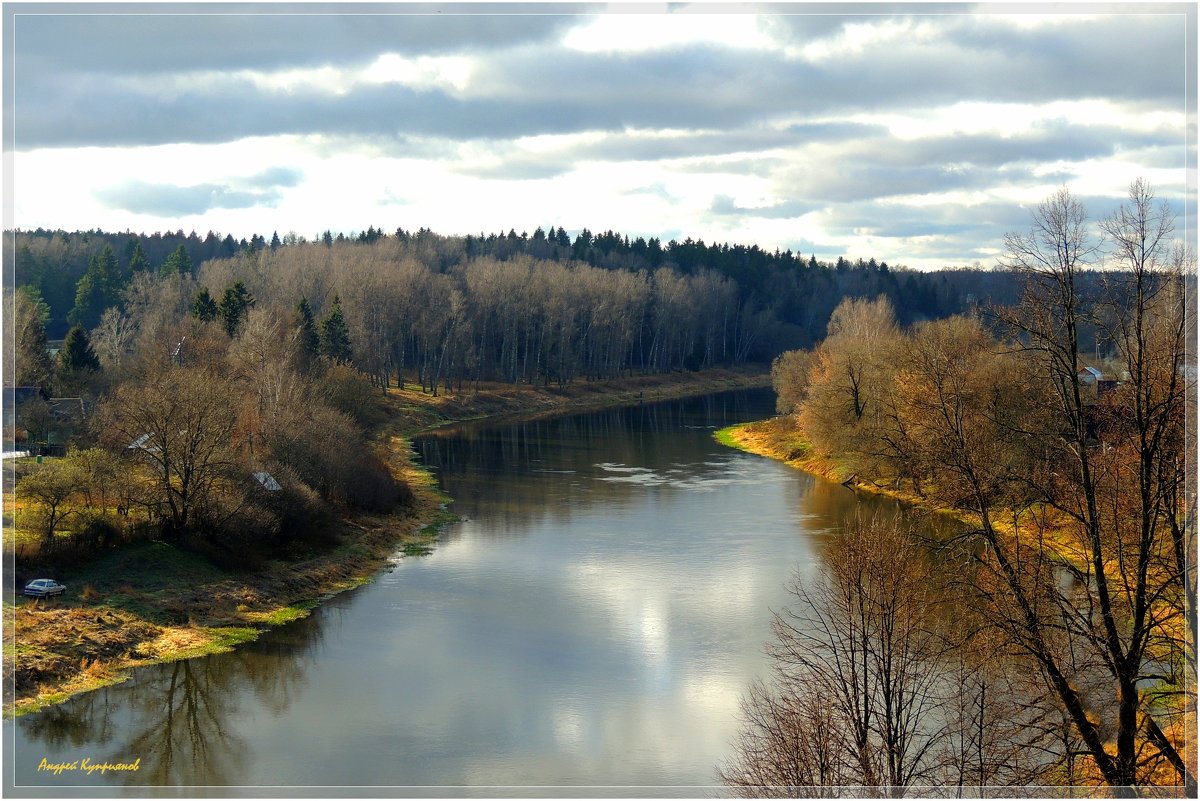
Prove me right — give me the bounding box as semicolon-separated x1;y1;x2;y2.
416;508;458;539
240;602;317;626
63;541;226;623
712;424;748;450
145;626;262;663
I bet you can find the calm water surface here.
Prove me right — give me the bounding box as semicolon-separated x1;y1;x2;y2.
7;389;918;796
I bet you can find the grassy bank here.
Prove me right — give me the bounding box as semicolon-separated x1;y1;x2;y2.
8;366;769;716
715;416;979;525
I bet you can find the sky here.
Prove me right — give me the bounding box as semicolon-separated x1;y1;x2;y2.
4;2;1196;270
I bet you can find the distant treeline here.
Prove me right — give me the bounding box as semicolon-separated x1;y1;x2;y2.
11;226;1026;357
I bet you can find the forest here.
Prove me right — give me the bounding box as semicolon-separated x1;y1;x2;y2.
12;223;1030;376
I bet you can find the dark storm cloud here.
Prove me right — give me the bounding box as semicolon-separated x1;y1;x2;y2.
9;11;1187;150
95;180;283;215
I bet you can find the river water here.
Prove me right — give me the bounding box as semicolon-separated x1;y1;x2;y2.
7;389;918;796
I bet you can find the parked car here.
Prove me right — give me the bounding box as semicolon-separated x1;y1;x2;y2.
23;579;66;598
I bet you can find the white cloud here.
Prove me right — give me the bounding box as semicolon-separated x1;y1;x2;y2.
798;16;942;62
360;53;475;93
561;8;775;53
841;99;1186;141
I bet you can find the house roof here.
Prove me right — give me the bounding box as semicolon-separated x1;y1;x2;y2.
253;471;282;492
127;433;161;454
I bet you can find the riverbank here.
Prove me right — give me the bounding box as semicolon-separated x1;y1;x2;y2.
8;367;770;716
381;366;773;433
715;416;980;525
717;415;1195;789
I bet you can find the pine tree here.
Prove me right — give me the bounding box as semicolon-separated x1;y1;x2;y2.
218;281;254;337
15;286;54;389
270;231;281;251
128;240;150;273
160;243;193;277
295;297;320;357
68;244;119;329
191;287;219;322
319;295;352;364
59;324;100;373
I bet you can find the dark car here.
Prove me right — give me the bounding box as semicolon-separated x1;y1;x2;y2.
23;579;66;598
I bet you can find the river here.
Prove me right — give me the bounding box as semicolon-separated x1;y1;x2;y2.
7;388;923;796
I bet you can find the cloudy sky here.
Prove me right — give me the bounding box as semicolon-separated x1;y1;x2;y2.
5;2;1195;269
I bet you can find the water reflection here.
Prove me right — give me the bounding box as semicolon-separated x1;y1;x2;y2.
415;390;788;534
12;606;326;788
11;389;941;793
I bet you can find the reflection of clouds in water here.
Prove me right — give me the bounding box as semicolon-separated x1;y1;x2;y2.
594;462;654;474
569;557;673;678
552;703;586;750
594;458;789;492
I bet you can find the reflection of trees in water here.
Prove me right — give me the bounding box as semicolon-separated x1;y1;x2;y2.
235;609;329;717
417;390;777;531
19;611;324;786
120;617;322;785
799;478;962;558
19;686;119;749
122;659;245;785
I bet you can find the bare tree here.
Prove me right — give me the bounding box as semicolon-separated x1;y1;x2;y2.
771;348;812;415
90;307;137;370
966;183;1196;790
799;296;902;479
96;364;242;536
720;670;851;797
723;515;952;797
